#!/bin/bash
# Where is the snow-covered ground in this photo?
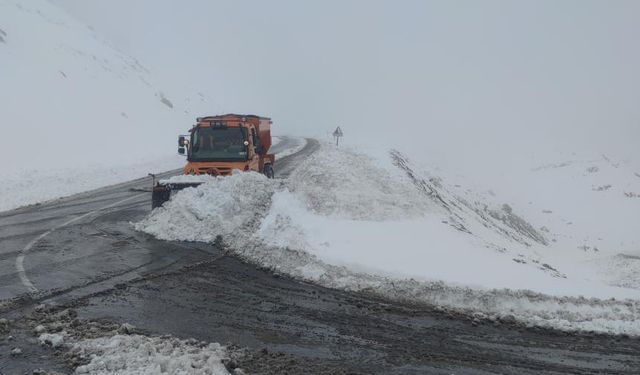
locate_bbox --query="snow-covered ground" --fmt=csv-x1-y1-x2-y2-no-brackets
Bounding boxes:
0,155,185,212
0,0,201,170
0,0,211,212
137,141,640,335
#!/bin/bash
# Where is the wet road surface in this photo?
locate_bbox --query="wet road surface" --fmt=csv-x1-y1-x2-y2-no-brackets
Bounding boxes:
2,137,640,374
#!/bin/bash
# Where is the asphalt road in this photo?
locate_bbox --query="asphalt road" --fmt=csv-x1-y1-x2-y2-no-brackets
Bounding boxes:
2,137,640,374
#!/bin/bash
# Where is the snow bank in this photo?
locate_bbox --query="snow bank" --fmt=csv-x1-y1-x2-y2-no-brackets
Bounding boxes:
136,142,640,335
72,334,229,375
136,172,279,243
285,143,429,220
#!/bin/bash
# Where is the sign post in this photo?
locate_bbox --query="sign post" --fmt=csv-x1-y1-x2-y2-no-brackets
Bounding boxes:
333,126,343,146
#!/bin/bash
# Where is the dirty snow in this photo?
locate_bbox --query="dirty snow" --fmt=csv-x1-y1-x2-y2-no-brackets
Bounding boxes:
39,332,66,348
136,141,640,335
27,306,232,375
71,334,229,375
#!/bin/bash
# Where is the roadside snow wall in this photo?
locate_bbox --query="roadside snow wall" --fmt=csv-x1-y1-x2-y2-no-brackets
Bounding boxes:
135,143,640,336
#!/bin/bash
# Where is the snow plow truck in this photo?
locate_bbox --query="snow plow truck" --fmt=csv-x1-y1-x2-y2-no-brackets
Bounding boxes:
151,114,275,208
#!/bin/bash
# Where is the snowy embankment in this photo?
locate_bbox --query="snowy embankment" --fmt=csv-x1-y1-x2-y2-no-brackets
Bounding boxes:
137,141,640,336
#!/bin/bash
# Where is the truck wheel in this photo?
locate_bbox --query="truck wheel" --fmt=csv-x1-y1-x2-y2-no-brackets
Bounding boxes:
263,164,274,179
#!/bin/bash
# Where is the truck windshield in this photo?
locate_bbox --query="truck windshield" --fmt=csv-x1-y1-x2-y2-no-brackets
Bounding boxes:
189,127,248,161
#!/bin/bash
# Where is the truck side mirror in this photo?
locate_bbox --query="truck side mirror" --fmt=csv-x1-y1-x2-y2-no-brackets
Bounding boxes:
178,147,185,155
178,136,186,147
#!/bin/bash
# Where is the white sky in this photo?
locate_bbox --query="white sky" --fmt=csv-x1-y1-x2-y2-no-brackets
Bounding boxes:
52,0,640,172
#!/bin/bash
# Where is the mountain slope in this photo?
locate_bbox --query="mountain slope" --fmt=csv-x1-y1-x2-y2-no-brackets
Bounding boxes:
0,0,209,211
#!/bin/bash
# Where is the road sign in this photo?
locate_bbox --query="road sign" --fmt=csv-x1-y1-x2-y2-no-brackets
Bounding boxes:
333,126,343,146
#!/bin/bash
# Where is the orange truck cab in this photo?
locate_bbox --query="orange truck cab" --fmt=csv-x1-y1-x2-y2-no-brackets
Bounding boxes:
151,114,275,208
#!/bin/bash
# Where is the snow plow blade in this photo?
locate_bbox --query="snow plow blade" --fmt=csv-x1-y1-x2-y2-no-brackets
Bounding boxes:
151,182,203,209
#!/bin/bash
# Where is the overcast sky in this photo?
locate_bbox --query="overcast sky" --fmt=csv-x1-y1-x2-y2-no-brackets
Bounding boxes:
52,0,640,171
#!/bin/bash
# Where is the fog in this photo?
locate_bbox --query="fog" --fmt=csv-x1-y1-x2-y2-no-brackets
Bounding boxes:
53,0,640,174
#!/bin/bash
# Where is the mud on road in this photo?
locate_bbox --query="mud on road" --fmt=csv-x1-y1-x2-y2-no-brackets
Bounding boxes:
2,138,640,374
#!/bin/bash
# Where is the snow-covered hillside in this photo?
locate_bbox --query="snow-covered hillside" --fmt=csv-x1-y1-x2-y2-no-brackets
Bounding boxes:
0,0,209,211
137,142,640,335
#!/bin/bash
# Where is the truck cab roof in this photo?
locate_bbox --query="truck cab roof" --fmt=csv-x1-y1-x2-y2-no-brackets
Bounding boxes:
196,114,271,122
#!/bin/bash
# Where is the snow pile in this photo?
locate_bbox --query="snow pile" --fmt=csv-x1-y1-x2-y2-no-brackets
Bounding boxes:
29,306,233,374
136,172,280,243
39,332,66,348
71,335,229,374
286,145,429,220
136,142,640,335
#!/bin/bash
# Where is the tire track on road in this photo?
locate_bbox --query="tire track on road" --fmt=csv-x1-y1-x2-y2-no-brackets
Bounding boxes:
15,193,145,293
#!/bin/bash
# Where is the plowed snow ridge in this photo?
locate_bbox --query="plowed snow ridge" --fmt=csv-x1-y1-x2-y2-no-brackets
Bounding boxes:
136,142,640,335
